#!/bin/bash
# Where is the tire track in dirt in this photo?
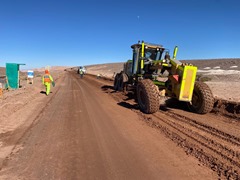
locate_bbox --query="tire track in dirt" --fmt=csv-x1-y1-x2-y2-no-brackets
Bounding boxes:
135,108,240,179
137,111,239,179
148,112,240,179
163,111,240,146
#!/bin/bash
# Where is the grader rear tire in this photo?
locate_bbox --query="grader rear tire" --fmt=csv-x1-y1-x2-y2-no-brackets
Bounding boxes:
114,73,120,91
118,72,128,91
137,79,160,114
188,81,214,114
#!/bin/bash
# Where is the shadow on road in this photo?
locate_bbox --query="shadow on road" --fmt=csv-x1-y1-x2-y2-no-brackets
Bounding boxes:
100,85,194,113
101,85,114,91
164,98,189,111
117,102,139,110
40,91,46,94
40,91,53,95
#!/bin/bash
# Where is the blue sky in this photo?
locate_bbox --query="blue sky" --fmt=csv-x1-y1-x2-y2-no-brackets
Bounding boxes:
0,0,239,69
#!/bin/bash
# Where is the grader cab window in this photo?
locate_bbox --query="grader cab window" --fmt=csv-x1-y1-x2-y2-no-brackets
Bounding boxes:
145,48,163,60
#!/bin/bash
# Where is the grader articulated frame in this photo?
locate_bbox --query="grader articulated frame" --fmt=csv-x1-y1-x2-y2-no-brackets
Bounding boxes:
114,41,214,114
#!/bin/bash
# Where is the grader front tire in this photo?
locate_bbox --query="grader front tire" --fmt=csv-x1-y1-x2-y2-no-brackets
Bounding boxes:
137,79,160,114
188,81,214,114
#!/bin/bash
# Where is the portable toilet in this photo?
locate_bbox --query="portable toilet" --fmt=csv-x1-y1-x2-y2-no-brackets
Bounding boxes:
6,63,26,89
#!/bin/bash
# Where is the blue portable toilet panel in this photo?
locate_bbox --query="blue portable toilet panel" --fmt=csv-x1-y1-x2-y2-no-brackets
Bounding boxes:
27,70,34,78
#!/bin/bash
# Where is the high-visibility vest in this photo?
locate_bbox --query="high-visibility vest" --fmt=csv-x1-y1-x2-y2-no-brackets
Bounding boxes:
44,75,51,83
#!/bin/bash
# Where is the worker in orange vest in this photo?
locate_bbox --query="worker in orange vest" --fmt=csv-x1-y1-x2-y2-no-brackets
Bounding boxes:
42,69,54,95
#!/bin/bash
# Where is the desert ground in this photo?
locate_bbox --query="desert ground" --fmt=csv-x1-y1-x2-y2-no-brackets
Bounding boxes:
0,59,239,179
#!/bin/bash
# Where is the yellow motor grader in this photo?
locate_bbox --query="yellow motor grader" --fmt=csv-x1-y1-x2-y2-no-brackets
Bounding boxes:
114,41,214,114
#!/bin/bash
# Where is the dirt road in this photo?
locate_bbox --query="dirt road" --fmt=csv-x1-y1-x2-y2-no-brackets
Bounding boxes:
0,71,219,179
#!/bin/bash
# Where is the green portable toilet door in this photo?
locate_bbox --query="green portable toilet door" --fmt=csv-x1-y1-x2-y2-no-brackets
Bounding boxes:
6,63,19,89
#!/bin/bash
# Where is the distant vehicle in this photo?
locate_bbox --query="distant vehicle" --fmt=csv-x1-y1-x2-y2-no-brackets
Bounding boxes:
78,66,86,74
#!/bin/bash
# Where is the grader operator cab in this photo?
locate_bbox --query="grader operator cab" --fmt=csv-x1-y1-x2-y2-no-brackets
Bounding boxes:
114,41,214,114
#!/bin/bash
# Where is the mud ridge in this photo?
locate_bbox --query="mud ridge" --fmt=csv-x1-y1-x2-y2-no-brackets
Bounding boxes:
213,98,240,120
